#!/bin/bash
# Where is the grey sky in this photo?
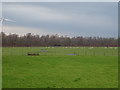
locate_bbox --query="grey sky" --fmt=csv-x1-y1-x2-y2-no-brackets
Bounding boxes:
2,2,118,37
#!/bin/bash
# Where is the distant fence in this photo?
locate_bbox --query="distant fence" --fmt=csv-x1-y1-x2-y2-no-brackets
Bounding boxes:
2,47,118,56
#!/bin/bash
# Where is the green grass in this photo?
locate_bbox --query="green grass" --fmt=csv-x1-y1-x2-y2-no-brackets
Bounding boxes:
2,47,118,88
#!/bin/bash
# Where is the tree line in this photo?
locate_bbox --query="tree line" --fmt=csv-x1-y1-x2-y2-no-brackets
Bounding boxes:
1,32,118,47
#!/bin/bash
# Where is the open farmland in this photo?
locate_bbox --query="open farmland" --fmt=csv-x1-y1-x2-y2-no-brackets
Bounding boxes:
2,47,118,88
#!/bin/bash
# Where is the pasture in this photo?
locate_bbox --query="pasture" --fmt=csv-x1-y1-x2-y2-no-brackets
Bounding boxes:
2,47,118,88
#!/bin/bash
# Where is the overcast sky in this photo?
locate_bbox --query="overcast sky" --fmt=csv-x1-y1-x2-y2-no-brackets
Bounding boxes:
2,2,118,37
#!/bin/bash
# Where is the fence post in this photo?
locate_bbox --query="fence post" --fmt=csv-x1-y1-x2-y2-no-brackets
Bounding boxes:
104,51,105,56
93,51,95,56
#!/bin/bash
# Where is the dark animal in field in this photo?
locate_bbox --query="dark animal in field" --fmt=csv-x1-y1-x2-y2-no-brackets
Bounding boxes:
27,53,39,56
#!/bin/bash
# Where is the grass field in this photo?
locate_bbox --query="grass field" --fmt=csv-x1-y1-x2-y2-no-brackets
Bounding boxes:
2,47,118,88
